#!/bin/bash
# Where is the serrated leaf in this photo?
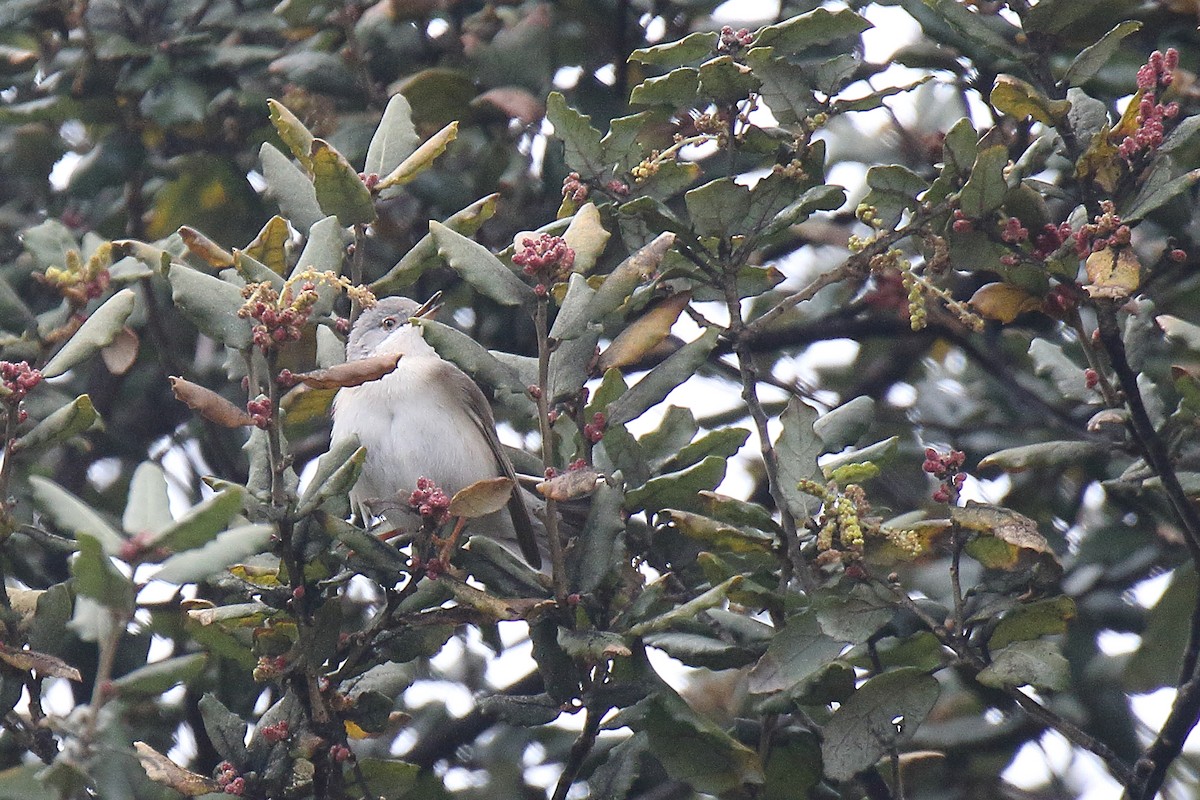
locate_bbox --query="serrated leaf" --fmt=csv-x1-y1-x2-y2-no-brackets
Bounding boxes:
372,194,499,293
377,121,458,192
629,32,717,66
955,503,1059,571
775,398,821,521
546,92,604,178
429,220,534,307
606,327,720,427
199,693,249,766
821,668,940,781
310,139,375,226
755,7,872,56
685,178,752,239
626,455,726,514
959,145,1009,218
631,68,700,107
167,265,253,349
11,395,98,454
42,289,136,378
814,396,875,452
699,56,761,103
151,489,246,552
990,596,1076,650
1123,168,1200,223
267,99,314,169
978,639,1069,690
748,613,845,694
155,524,275,584
414,318,531,407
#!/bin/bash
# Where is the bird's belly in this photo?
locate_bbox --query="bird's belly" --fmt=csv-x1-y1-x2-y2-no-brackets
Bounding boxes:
331,368,497,507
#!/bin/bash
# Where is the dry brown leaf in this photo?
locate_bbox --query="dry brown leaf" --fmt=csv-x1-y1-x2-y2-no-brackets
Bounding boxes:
536,468,602,501
169,377,255,427
597,291,692,372
135,742,219,796
178,226,235,269
968,282,1044,323
472,87,545,125
448,477,515,518
0,644,82,681
101,327,140,375
292,353,402,389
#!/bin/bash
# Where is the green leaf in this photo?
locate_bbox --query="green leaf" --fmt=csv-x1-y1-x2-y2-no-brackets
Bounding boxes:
959,145,1009,218
11,395,98,454
814,396,875,451
814,585,895,644
364,93,419,179
310,139,376,226
568,478,625,594
1126,566,1194,692
154,524,274,584
774,398,822,521
320,512,409,581
29,475,124,553
372,194,499,294
942,118,978,180
977,639,1070,690
199,693,249,766
546,92,605,178
747,613,846,694
1123,168,1200,223
297,442,365,517
697,491,781,534
821,436,899,476
644,631,758,670
259,142,323,232
922,0,1022,59
821,668,941,781
71,533,134,612
357,759,421,800
1028,339,1090,402
113,653,207,697
660,508,774,553
763,734,822,800
990,596,1076,650
629,32,717,66
667,427,750,471
699,56,761,103
414,318,532,409
626,456,726,514
755,7,872,56
1064,21,1142,87
685,178,752,239
429,220,535,307
978,441,1105,472
745,48,817,125
167,265,253,350
629,576,745,637
376,121,458,194
42,289,136,378
606,327,720,427
862,165,927,230
478,693,562,727
122,463,172,536
630,68,700,107
590,232,676,321
150,488,246,552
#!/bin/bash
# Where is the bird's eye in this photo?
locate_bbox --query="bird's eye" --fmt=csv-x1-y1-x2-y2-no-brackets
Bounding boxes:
381,317,398,331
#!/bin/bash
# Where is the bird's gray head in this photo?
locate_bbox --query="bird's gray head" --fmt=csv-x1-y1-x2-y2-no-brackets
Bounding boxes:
346,296,426,360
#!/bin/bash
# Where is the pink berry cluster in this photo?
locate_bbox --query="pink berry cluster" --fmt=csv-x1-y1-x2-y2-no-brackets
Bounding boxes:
717,25,753,53
239,280,319,352
951,209,973,234
260,720,290,743
562,172,588,204
1120,49,1180,161
922,447,966,504
1085,368,1100,390
409,476,451,527
583,411,606,443
1000,216,1028,244
215,761,245,795
247,396,273,430
513,234,576,294
0,361,41,420
1031,222,1075,261
1072,201,1129,257
253,654,289,682
330,744,352,763
1044,283,1081,317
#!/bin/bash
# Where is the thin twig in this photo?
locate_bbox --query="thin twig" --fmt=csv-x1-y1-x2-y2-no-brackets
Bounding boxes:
535,300,568,602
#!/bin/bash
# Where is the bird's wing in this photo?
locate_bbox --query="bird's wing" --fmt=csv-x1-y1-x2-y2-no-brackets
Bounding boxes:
441,363,543,569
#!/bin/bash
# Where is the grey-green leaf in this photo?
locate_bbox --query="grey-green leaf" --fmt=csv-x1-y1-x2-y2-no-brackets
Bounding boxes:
123,462,173,535
167,265,253,350
155,524,274,584
429,220,535,307
260,142,323,232
606,328,720,427
30,475,124,554
364,94,419,178
42,290,137,378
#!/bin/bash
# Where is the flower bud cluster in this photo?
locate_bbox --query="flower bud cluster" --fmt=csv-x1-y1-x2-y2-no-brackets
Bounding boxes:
239,270,374,353
253,654,288,682
1072,201,1127,257
716,25,754,53
247,396,273,430
514,234,576,292
260,721,290,743
922,447,966,503
0,361,42,410
215,761,244,795
583,411,606,443
409,476,451,527
36,244,112,307
561,172,588,204
1121,49,1180,162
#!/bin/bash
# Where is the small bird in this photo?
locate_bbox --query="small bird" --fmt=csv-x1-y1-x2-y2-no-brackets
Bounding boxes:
330,296,542,567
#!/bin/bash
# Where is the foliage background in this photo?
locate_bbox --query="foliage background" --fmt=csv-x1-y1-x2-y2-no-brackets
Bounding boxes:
2,0,1200,799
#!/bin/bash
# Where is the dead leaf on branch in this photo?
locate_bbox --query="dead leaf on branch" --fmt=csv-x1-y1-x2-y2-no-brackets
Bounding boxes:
169,377,254,428
289,353,403,389
536,468,603,501
448,477,515,518
135,742,219,796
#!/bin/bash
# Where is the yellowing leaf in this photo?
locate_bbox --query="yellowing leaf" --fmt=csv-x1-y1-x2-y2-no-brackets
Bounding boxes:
562,202,610,274
990,75,1071,125
1075,126,1121,192
1084,245,1140,299
268,99,315,170
244,216,291,275
376,121,459,191
968,282,1044,323
178,226,234,269
310,139,376,226
953,503,1059,571
597,291,692,372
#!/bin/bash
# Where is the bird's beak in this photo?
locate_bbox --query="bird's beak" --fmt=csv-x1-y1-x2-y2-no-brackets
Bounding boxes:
412,291,443,321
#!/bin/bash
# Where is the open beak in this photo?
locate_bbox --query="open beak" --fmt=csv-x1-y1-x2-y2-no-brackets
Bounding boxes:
412,291,443,321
